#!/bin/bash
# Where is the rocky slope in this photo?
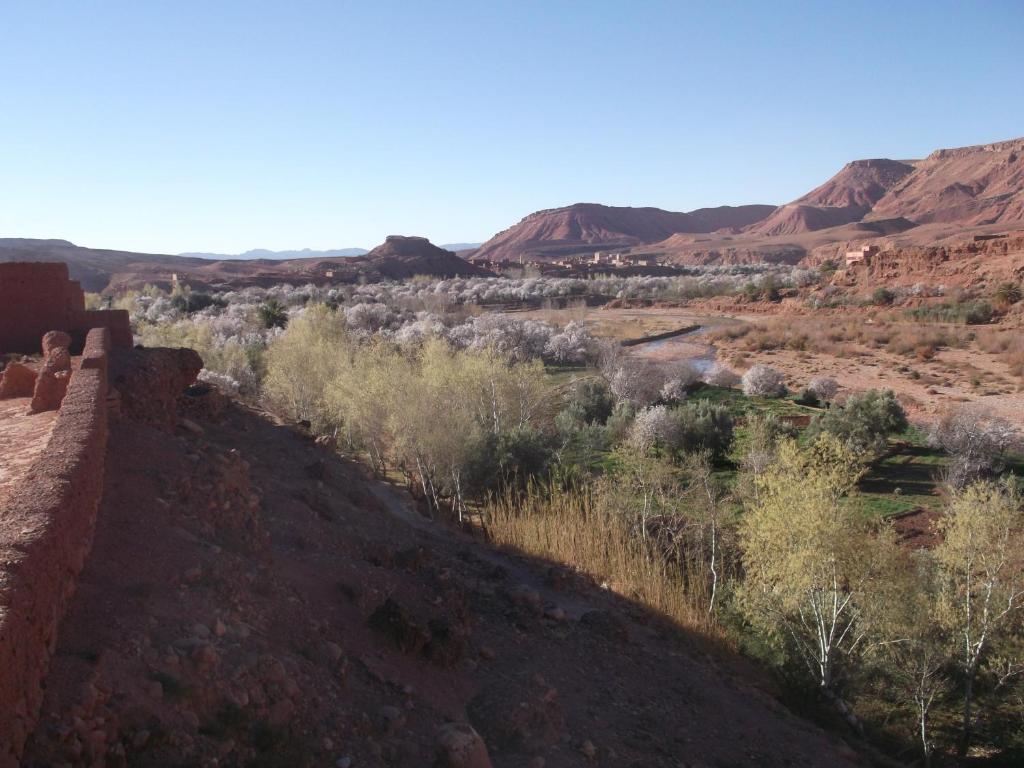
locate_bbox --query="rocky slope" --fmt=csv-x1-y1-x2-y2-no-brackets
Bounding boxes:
20,382,864,767
359,235,489,280
470,203,775,263
746,159,916,236
867,137,1024,226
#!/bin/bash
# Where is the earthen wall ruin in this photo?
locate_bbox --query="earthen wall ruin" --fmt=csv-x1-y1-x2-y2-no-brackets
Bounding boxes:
0,327,111,765
0,262,132,353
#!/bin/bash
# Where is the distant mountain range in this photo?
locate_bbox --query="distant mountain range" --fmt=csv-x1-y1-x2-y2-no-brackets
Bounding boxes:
3,136,1023,287
472,136,1024,265
180,247,369,260
178,244,483,260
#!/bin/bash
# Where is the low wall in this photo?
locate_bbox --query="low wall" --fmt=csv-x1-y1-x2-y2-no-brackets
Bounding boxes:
0,327,111,766
620,324,702,347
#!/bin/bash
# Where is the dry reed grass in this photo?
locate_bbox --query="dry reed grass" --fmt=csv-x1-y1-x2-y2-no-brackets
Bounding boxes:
484,483,726,643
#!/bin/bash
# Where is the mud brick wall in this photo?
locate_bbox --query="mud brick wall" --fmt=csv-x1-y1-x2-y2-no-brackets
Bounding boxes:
0,328,111,766
0,262,131,354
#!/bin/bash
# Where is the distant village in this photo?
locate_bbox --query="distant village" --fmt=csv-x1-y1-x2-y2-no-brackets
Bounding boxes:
469,249,676,277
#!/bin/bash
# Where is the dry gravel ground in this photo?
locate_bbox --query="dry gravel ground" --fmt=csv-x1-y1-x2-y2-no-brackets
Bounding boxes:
23,394,863,767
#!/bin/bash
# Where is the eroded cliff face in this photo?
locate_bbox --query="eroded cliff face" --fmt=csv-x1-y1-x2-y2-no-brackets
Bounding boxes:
807,233,1024,290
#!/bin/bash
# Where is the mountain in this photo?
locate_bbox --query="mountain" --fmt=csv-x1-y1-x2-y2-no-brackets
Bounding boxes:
471,202,775,263
0,236,489,293
0,238,207,292
439,242,483,252
745,159,916,236
357,235,491,280
179,247,368,260
866,137,1024,226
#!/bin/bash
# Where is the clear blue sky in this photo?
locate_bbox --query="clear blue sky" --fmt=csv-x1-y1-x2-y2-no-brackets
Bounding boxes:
2,0,1022,255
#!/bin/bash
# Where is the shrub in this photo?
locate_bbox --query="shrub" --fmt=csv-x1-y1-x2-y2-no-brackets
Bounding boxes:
806,389,908,456
872,287,896,306
171,290,225,314
466,427,554,493
670,401,734,461
994,281,1022,309
563,378,615,425
703,364,740,388
741,364,787,398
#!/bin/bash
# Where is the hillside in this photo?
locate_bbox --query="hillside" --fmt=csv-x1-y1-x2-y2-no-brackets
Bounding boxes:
471,203,775,263
867,137,1024,226
20,377,863,767
470,136,1024,268
0,236,489,293
747,159,916,236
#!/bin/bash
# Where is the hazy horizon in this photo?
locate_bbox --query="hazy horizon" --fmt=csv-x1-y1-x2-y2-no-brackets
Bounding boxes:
2,0,1022,254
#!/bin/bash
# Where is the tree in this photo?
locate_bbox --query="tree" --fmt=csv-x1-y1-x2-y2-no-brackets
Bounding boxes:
928,405,1018,489
544,320,595,364
739,435,893,696
935,479,1024,757
609,443,681,540
868,553,952,767
562,377,615,425
738,412,798,480
264,305,349,433
682,450,731,616
257,298,289,329
607,357,665,407
807,376,839,403
806,389,907,457
629,405,679,453
741,364,787,398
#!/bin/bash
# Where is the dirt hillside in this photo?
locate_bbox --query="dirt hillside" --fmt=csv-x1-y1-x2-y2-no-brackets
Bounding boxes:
22,387,863,767
470,203,775,263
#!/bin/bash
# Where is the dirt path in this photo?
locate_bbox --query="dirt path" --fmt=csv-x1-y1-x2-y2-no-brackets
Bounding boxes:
0,398,57,507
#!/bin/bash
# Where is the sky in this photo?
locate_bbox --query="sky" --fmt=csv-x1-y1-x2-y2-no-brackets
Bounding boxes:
1,0,1022,255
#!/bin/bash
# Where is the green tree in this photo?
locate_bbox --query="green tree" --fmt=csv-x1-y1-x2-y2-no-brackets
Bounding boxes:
739,435,895,697
935,479,1024,757
868,553,952,767
264,304,349,434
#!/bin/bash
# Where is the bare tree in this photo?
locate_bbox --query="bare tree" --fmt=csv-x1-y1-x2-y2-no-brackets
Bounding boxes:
741,364,787,398
928,405,1019,488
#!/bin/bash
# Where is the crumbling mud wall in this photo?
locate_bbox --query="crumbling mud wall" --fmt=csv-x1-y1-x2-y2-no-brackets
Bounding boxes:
0,262,132,354
0,328,111,766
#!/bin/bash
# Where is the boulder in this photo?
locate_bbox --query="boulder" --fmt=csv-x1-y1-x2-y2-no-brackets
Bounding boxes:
434,723,492,768
0,361,37,399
